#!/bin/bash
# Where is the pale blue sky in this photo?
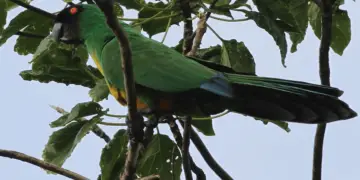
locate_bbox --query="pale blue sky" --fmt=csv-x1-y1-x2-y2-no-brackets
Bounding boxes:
1,1,359,180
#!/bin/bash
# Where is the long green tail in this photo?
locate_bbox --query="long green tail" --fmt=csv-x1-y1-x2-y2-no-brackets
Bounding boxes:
221,73,357,123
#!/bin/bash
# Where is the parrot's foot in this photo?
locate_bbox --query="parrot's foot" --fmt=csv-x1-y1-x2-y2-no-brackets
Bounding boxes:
125,112,145,142
144,115,159,128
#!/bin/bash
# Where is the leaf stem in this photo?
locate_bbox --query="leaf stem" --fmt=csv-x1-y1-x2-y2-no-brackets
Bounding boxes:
104,113,127,118
206,23,223,41
210,15,250,22
192,110,230,120
161,11,174,43
98,121,127,126
131,1,176,27
119,13,179,22
0,149,88,180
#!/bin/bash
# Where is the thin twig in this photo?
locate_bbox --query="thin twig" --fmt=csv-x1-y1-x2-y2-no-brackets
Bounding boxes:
93,1,143,180
186,14,206,56
179,0,194,54
168,117,206,180
179,121,233,180
313,0,333,180
9,0,56,19
205,0,219,20
182,116,193,180
136,174,160,180
50,105,111,143
186,0,219,56
0,149,88,180
15,31,46,39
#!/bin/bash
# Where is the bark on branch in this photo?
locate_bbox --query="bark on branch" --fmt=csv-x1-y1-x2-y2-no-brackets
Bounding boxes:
182,116,193,180
9,0,56,19
313,0,333,180
186,0,219,56
179,0,194,54
93,1,144,180
168,117,206,179
0,149,88,180
179,121,233,180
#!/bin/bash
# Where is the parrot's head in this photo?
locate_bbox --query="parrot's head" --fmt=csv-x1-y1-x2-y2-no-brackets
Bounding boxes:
50,4,108,45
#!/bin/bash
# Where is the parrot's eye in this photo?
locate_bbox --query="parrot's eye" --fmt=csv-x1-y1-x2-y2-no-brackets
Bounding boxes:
69,7,78,15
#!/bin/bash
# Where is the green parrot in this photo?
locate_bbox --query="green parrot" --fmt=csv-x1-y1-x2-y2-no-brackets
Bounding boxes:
50,4,357,124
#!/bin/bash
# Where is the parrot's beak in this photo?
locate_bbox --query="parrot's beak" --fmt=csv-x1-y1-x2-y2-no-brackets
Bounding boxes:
50,22,63,42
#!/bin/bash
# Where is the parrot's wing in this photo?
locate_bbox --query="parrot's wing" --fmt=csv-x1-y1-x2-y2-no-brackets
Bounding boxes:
100,30,218,93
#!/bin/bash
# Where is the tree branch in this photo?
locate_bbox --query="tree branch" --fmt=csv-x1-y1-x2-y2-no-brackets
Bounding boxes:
136,174,160,180
15,31,47,39
186,0,218,56
182,116,193,180
179,0,194,54
9,0,56,19
0,149,88,180
93,1,143,180
313,0,333,180
168,117,206,180
179,121,233,180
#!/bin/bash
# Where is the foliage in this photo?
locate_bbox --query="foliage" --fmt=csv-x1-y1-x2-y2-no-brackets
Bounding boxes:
0,0,353,179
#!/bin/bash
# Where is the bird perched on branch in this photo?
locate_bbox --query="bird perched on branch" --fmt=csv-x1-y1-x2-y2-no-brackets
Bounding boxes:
49,4,357,124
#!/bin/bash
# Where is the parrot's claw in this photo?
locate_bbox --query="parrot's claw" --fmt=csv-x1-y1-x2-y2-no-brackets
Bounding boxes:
144,115,159,128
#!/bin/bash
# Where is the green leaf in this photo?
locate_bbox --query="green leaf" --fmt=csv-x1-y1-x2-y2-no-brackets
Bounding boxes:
275,19,299,33
330,10,351,55
308,3,351,55
137,134,182,180
50,102,102,128
196,45,222,64
115,0,144,11
0,9,51,49
89,79,110,102
42,117,102,170
138,1,182,37
66,101,103,123
204,0,250,18
50,114,71,128
252,0,308,54
191,119,215,136
221,39,255,74
20,36,100,87
4,0,33,12
20,65,100,88
0,0,7,35
252,0,308,30
100,129,128,180
246,11,287,66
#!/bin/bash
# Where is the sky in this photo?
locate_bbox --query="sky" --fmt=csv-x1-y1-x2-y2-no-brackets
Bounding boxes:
0,1,359,180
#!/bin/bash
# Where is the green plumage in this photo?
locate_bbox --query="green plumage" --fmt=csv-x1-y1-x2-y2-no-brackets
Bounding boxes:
53,4,357,124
